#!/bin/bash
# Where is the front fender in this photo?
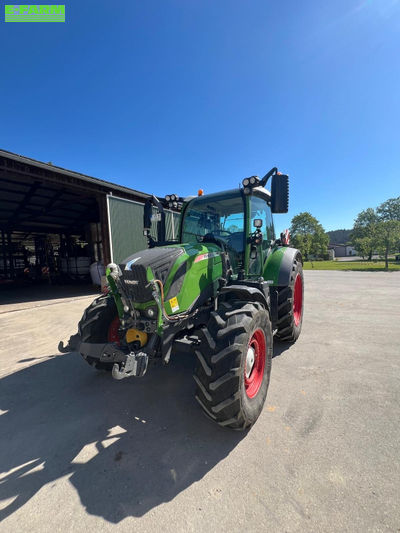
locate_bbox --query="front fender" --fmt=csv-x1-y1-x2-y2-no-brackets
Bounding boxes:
263,246,302,286
220,285,268,308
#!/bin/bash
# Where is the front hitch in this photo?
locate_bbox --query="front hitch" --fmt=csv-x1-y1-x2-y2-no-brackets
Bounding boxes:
78,341,149,379
111,352,148,379
79,333,159,379
111,333,158,378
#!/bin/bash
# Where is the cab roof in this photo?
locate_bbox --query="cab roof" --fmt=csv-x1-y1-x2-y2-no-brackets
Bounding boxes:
184,186,271,205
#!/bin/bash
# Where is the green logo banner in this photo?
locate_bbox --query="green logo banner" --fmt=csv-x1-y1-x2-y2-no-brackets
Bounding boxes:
5,5,65,22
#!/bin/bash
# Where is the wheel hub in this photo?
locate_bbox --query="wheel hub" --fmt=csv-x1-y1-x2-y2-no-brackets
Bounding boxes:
245,346,255,378
244,329,266,399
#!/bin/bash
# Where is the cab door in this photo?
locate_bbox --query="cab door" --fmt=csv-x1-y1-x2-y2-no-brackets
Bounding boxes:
247,194,275,276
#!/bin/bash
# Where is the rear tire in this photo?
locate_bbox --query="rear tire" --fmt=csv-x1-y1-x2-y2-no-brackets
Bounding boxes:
78,295,118,370
276,258,304,342
193,301,273,430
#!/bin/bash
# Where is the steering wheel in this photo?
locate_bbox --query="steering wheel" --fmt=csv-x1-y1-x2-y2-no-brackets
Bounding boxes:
202,233,237,255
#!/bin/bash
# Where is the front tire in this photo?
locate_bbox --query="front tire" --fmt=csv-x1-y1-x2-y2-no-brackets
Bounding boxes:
193,301,273,430
78,295,119,370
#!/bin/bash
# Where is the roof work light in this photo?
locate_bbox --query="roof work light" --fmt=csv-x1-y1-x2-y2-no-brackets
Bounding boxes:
165,194,181,208
242,175,260,194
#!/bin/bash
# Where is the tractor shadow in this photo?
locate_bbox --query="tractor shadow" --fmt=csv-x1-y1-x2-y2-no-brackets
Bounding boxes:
272,340,291,359
0,350,244,523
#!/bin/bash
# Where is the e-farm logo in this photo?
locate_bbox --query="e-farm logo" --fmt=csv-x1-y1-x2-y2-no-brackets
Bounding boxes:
5,5,65,22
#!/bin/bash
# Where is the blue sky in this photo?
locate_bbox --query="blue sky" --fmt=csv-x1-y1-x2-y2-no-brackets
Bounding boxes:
1,0,399,233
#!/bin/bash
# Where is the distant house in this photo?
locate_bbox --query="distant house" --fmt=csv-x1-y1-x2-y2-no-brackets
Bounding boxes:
328,244,357,257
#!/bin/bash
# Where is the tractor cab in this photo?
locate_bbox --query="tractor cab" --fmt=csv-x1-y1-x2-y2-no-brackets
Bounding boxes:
180,188,276,278
144,167,289,279
180,189,246,275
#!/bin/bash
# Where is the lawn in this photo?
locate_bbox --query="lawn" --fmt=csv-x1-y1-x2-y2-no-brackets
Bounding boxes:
303,260,400,271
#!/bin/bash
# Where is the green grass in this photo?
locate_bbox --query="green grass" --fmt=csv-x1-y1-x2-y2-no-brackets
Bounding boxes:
303,260,400,271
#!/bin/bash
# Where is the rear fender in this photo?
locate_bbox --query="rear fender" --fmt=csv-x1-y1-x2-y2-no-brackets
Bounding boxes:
263,246,302,287
263,247,302,329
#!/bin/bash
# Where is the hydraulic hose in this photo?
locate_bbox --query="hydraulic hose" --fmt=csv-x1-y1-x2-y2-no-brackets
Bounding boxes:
153,279,197,323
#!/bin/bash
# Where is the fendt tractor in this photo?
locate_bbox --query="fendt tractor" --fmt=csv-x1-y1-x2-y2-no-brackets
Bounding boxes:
60,167,304,430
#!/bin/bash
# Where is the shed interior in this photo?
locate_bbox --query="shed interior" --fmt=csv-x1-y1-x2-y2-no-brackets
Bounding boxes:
0,153,108,291
0,151,179,305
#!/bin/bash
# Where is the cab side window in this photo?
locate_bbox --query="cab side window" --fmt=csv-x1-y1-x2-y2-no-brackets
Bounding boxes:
250,196,275,249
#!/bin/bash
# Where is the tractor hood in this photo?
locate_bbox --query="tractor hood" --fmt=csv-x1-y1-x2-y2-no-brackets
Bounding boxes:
120,246,185,303
119,243,223,308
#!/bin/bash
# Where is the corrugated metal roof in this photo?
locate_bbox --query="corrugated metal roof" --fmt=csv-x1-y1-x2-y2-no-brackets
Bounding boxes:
0,148,150,200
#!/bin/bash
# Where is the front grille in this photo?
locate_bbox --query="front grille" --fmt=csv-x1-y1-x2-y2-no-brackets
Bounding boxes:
120,265,153,302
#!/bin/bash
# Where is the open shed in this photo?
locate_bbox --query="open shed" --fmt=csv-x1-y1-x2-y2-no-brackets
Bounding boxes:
0,149,178,293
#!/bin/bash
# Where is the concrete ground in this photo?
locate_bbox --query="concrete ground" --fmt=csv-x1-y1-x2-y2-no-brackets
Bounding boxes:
0,284,98,314
0,272,399,532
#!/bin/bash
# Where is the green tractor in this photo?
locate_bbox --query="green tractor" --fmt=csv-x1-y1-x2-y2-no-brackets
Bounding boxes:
59,167,304,430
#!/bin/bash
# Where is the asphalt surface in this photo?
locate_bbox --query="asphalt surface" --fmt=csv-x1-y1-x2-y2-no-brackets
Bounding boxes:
0,271,399,532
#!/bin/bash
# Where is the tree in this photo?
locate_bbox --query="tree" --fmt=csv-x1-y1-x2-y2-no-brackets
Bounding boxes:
351,208,379,260
375,197,400,269
290,212,329,260
352,236,372,260
352,198,400,268
374,220,400,270
376,196,400,221
327,229,352,245
291,233,313,261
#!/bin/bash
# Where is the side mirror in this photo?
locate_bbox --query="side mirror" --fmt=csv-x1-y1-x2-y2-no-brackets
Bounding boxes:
250,246,258,259
271,174,289,213
143,199,152,230
253,218,263,228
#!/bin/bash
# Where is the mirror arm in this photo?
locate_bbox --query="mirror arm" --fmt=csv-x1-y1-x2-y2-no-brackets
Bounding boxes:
248,229,263,246
259,167,278,187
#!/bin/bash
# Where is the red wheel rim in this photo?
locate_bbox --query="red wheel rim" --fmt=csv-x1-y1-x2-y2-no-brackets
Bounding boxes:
108,316,120,343
244,329,266,399
293,274,303,327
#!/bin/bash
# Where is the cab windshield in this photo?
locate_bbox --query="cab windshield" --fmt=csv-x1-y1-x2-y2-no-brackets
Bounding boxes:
181,190,245,271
